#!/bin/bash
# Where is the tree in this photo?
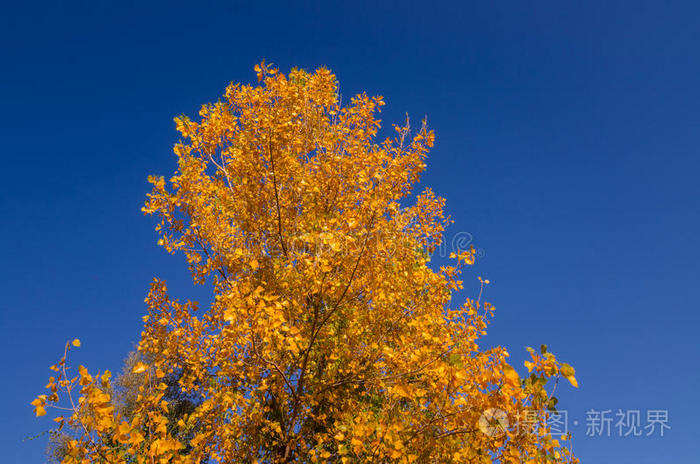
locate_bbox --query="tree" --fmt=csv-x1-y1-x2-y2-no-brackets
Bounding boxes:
45,351,201,463
34,62,578,463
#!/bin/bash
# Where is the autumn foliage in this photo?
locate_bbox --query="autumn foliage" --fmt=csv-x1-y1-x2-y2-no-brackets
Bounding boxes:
34,62,578,463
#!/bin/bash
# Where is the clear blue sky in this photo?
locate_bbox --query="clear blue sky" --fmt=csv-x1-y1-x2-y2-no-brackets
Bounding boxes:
1,1,698,462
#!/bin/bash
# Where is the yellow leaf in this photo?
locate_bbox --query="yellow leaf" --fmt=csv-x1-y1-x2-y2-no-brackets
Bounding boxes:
118,421,131,435
72,339,81,347
132,362,148,374
560,363,578,388
503,364,520,385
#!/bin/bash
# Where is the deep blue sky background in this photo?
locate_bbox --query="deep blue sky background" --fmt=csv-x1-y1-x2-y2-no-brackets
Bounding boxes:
2,1,698,462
